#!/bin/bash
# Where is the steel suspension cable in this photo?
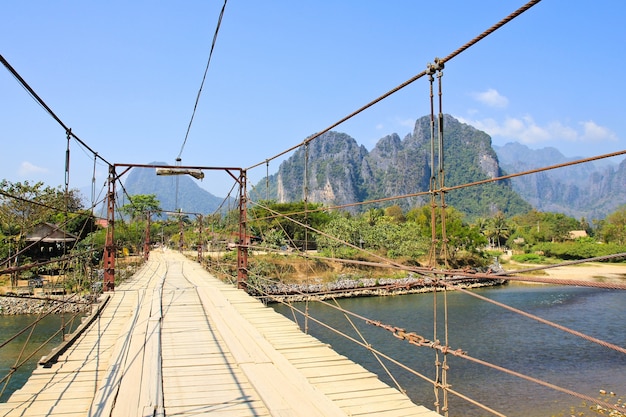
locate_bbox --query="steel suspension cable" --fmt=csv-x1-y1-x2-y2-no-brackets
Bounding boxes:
244,280,506,416
432,287,441,413
370,320,624,415
436,64,449,269
177,0,228,160
331,297,407,396
248,148,626,225
427,66,438,268
246,0,542,171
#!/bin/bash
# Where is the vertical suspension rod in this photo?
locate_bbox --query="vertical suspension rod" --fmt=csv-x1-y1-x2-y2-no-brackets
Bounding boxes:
237,170,248,290
435,58,449,268
103,165,116,291
427,64,437,268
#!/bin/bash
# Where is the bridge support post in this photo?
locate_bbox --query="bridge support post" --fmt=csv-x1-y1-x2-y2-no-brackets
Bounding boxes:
103,165,116,291
237,170,248,290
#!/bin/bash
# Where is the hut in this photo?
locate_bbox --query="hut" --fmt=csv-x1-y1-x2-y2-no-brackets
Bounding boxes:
24,222,78,261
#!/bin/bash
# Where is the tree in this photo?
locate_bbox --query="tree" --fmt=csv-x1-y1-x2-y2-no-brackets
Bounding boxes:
486,212,510,249
249,201,332,249
384,205,405,223
510,210,580,245
600,205,626,245
0,180,87,285
119,194,162,222
0,180,83,235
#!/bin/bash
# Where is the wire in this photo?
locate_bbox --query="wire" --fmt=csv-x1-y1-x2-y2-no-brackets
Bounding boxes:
0,54,111,167
246,0,543,171
177,0,228,160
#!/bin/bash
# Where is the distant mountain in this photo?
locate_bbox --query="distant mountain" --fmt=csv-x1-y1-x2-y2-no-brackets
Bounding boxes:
253,115,532,220
494,143,626,220
118,162,228,215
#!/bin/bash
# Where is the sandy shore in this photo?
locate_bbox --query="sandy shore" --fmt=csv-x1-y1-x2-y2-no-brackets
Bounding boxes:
505,262,626,284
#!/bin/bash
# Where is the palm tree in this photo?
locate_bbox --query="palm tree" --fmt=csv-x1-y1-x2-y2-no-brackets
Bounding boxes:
487,212,510,250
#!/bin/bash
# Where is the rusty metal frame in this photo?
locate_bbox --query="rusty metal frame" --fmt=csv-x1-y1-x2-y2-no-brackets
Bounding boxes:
103,163,246,291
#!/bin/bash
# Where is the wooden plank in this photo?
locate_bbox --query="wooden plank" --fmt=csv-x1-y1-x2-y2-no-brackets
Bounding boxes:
1,251,440,417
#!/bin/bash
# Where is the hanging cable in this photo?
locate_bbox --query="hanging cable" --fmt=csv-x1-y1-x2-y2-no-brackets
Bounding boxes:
442,281,450,416
303,143,310,334
432,286,441,414
91,153,98,215
435,59,449,268
177,0,228,160
265,160,270,202
246,0,543,171
427,64,437,268
62,128,72,340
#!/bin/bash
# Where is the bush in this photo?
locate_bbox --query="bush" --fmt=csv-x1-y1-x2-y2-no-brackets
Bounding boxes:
535,242,626,261
511,253,545,263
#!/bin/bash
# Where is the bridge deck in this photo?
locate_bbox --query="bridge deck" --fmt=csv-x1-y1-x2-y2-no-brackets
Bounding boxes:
0,251,438,417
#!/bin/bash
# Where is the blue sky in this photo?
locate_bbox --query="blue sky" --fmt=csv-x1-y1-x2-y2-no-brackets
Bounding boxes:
2,1,625,202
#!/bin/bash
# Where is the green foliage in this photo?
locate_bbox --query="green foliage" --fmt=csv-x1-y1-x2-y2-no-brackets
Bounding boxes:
599,204,626,245
249,201,332,249
511,253,546,263
0,180,84,235
0,180,89,272
534,241,626,261
316,204,489,263
509,210,582,247
120,194,162,221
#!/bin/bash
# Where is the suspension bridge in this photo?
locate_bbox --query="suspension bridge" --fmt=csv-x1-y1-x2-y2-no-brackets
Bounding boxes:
0,250,439,417
1,0,626,416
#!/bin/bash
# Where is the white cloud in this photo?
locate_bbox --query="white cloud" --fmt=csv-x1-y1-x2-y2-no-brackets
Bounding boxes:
471,88,509,109
18,162,48,176
580,120,618,142
457,116,618,146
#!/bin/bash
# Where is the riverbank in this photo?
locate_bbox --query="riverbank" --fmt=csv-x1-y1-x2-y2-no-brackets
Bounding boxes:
0,294,96,315
254,276,507,303
504,261,626,284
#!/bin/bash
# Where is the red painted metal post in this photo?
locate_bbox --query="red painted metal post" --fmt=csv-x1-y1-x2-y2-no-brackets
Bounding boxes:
103,165,116,291
237,170,248,290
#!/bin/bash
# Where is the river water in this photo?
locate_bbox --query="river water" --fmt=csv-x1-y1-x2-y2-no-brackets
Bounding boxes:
1,285,624,415
0,314,81,403
273,284,626,417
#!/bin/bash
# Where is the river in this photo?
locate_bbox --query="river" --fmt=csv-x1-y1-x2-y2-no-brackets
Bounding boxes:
1,285,624,415
272,284,626,417
0,314,82,403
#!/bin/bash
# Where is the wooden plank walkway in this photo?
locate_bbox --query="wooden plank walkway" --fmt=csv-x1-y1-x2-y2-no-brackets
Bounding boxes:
0,251,439,417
